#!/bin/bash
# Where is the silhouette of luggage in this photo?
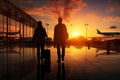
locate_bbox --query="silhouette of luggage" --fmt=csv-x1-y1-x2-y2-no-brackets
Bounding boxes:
44,49,50,59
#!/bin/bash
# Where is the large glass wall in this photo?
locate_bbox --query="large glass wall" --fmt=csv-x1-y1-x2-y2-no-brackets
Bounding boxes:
0,0,37,40
0,14,3,36
0,15,35,38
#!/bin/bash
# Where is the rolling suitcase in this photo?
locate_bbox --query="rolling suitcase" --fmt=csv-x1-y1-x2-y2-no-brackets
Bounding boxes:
44,23,51,60
44,49,50,59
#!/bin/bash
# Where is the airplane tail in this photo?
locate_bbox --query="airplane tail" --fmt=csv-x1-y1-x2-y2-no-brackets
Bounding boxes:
97,29,101,34
14,30,21,34
18,30,21,33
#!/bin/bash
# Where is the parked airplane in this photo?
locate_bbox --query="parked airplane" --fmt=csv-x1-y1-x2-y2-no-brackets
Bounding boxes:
97,29,120,36
0,30,21,35
96,51,120,57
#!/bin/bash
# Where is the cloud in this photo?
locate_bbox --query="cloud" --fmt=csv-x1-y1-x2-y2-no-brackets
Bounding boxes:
24,6,49,16
19,0,33,3
48,0,87,21
109,26,118,29
85,13,100,21
103,16,120,22
10,0,88,22
19,0,87,22
106,0,120,12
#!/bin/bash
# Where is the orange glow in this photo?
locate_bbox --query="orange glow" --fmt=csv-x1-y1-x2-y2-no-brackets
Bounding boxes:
72,31,81,37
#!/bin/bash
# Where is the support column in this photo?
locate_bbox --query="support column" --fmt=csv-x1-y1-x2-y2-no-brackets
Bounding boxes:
6,15,8,42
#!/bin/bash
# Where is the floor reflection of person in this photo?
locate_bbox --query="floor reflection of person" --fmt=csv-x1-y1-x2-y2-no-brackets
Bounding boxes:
106,41,110,55
57,62,66,80
36,56,40,80
54,18,68,62
36,55,51,80
36,56,45,80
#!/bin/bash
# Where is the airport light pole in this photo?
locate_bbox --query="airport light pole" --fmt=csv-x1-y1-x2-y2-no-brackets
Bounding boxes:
71,24,73,38
46,23,49,37
85,23,88,39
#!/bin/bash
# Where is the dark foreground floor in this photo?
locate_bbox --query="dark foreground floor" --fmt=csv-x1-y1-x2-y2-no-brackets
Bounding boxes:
0,45,120,80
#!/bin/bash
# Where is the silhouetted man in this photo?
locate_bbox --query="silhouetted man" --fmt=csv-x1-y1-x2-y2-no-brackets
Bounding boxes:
33,21,47,60
54,18,68,62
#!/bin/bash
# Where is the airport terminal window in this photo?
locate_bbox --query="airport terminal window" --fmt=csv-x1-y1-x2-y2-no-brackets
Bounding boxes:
0,14,2,22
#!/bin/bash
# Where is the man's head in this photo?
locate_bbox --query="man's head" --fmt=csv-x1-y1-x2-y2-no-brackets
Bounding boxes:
58,17,62,23
37,21,42,25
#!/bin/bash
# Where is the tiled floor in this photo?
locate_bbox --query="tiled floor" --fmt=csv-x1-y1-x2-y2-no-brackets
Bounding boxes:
0,46,120,80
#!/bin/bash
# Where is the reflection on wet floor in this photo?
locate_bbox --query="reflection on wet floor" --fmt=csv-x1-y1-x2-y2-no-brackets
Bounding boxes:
36,49,51,80
0,46,36,80
57,62,65,80
0,45,120,80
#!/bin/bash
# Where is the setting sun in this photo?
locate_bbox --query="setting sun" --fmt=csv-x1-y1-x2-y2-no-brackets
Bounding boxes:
72,31,81,37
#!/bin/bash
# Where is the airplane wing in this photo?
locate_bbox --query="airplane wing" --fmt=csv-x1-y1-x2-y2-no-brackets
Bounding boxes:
7,30,21,35
0,32,5,34
0,30,21,35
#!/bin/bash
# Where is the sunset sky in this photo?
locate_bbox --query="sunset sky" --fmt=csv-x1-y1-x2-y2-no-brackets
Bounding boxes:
10,0,120,39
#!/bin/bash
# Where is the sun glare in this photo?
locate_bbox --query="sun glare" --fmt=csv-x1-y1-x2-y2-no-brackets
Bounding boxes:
72,31,80,37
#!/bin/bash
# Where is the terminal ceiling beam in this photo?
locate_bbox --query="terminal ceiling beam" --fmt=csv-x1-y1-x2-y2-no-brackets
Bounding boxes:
0,0,37,28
